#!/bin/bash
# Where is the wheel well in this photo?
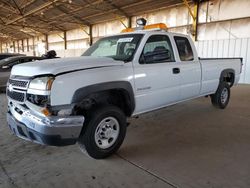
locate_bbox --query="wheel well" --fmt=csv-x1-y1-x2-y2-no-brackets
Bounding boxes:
220,70,235,87
74,89,134,117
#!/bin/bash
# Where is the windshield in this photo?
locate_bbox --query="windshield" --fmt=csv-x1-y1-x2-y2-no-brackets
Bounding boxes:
82,34,143,62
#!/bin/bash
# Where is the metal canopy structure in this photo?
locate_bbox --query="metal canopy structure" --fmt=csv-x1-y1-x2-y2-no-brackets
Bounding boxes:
0,0,197,42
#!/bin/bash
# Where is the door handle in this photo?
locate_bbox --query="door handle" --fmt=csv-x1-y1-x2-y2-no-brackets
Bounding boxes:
172,68,180,74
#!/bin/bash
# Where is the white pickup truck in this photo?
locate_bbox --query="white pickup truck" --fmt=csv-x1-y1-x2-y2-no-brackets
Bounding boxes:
6,20,242,159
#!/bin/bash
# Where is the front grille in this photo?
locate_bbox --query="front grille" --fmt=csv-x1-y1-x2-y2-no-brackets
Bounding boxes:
7,90,25,102
9,79,29,88
7,77,30,103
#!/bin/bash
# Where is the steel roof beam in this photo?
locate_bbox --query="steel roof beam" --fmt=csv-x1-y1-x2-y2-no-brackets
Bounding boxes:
0,3,18,14
45,0,142,25
12,0,23,15
0,20,34,38
6,0,60,25
43,0,184,29
44,0,104,21
9,23,53,31
0,1,19,14
33,16,66,32
0,32,13,38
0,30,18,39
54,5,91,26
20,0,36,10
79,0,181,20
103,0,130,17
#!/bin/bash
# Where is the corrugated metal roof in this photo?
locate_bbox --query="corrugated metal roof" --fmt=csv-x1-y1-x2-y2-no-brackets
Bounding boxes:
0,0,194,41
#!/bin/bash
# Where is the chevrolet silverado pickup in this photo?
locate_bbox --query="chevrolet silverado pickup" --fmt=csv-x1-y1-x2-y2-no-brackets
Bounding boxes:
6,20,242,159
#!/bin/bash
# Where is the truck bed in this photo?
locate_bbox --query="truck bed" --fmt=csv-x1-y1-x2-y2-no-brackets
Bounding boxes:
199,57,242,95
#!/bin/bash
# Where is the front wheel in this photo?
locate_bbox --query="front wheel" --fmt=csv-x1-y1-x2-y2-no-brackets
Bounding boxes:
210,82,230,109
78,105,127,159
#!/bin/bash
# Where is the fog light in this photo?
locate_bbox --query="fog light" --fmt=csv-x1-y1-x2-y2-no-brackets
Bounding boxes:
58,109,72,116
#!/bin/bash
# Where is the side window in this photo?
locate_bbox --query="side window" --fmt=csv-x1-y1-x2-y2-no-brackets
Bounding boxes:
20,58,31,63
174,36,194,61
140,35,174,64
19,58,25,63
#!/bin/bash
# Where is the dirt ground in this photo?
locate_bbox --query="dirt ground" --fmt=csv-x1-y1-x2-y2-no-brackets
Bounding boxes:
1,85,250,188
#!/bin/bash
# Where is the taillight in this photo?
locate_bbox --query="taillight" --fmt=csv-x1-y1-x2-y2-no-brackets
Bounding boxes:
240,58,243,73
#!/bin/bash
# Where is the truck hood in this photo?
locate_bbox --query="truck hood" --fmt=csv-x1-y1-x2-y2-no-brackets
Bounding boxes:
11,56,124,77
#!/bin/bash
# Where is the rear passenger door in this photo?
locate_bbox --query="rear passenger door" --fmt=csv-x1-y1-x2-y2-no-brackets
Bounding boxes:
174,36,201,100
133,34,181,114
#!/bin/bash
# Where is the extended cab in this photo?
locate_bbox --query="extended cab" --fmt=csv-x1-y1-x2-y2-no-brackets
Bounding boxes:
6,20,242,159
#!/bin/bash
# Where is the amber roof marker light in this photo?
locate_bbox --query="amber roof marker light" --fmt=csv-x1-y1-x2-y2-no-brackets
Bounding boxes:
121,18,168,33
144,23,168,30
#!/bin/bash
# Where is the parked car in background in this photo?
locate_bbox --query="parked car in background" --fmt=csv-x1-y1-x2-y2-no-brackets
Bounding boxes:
0,53,25,60
0,56,43,91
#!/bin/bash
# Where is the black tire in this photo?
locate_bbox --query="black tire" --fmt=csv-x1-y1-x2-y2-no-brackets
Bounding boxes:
78,105,127,159
210,82,230,109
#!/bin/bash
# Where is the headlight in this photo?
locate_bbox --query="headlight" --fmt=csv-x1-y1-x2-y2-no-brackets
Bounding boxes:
29,76,54,90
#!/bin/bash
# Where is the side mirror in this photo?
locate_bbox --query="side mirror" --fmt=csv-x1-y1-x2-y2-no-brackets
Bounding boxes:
139,54,146,64
2,65,10,69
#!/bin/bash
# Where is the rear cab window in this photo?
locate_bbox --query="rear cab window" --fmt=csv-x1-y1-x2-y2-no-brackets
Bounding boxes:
174,36,194,61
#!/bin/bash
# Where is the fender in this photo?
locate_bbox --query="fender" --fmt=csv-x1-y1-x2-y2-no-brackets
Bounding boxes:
71,81,135,114
220,69,235,86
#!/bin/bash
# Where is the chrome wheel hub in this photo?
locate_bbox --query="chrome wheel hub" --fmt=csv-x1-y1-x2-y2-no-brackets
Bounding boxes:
221,88,228,104
95,117,120,149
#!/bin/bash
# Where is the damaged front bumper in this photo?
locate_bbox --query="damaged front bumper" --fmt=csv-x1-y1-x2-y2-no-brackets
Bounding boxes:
7,101,85,146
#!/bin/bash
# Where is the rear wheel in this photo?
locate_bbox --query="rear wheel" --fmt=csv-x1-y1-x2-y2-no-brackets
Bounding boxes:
78,105,127,159
210,82,230,109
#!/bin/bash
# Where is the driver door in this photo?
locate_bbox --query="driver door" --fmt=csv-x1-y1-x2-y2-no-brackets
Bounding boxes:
133,34,181,114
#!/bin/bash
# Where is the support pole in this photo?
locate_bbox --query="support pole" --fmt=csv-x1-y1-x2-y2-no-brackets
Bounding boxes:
45,34,48,51
63,31,67,50
0,42,2,53
89,25,93,46
17,41,20,53
193,0,199,41
128,17,132,28
27,38,29,52
21,39,24,52
13,41,16,53
183,0,199,41
32,37,35,56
